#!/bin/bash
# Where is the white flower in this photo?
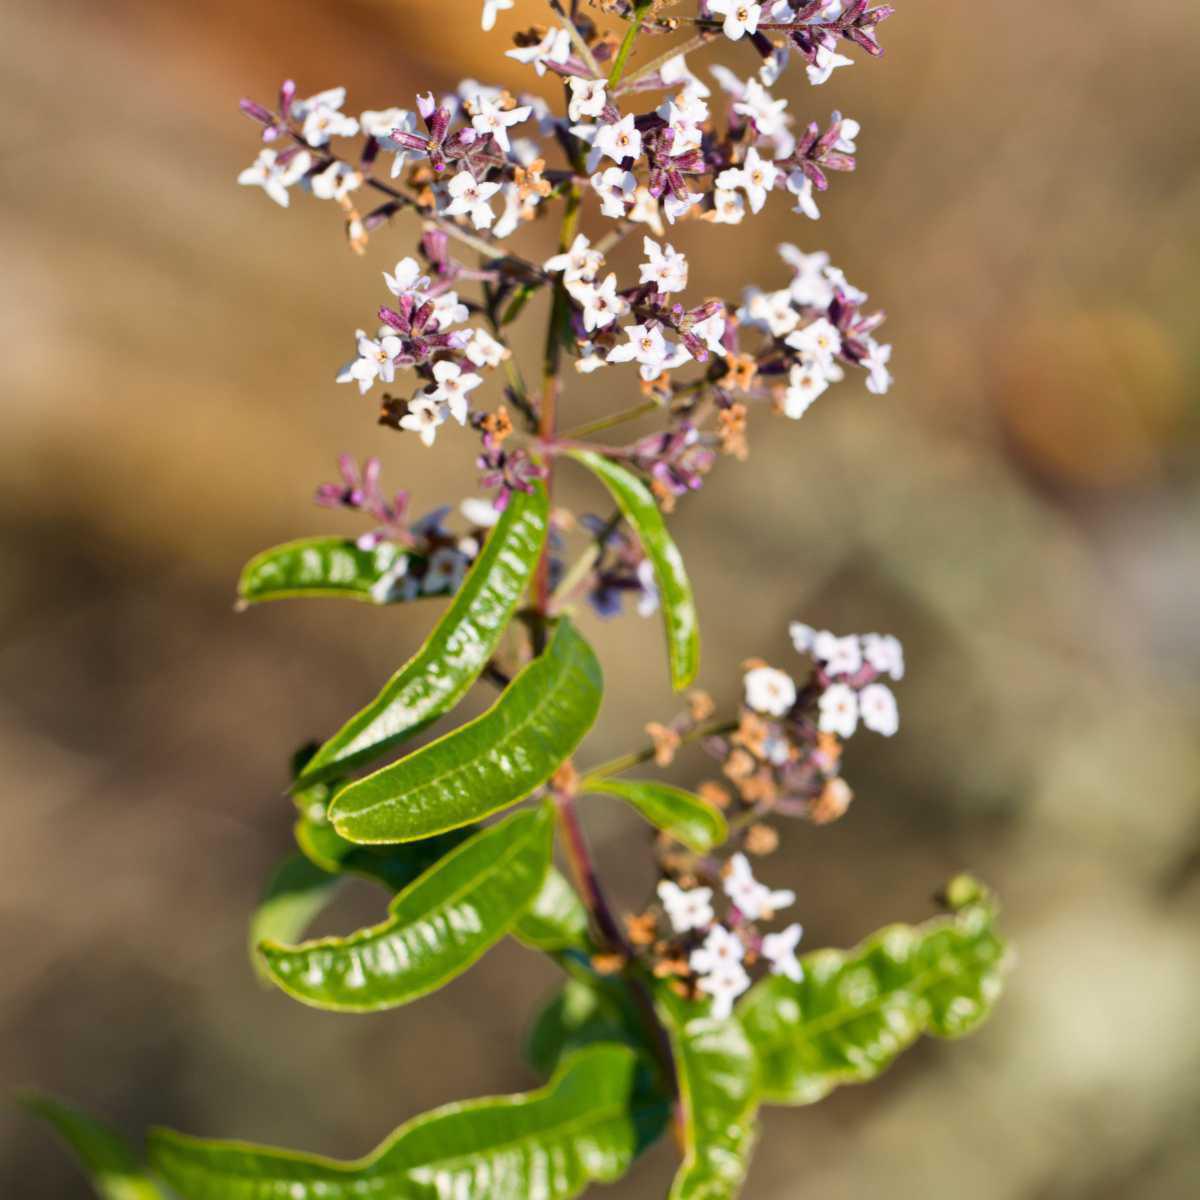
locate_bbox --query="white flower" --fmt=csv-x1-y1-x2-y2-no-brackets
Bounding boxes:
818,682,859,738
431,291,470,329
862,633,904,680
697,962,752,1019
640,237,689,294
384,257,431,298
544,233,604,284
505,27,571,75
568,77,608,122
338,330,401,395
690,925,745,975
398,397,447,447
733,80,789,140
443,170,502,229
724,854,796,920
789,622,817,653
833,114,861,153
658,97,708,154
785,317,841,371
463,328,509,370
658,880,714,932
707,0,762,41
762,923,804,982
710,188,746,225
778,245,834,308
295,86,359,147
659,53,711,98
595,114,643,165
470,95,532,154
575,346,606,373
814,631,862,674
460,496,501,528
862,339,893,395
743,666,796,716
359,108,420,178
739,287,798,337
309,161,362,201
859,682,899,737
781,361,829,418
480,0,513,30
629,186,665,235
787,171,821,220
590,167,637,219
663,190,702,224
426,361,481,425
237,148,312,208
423,546,469,595
717,146,778,214
807,44,855,86
574,273,626,331
691,312,728,356
606,323,691,381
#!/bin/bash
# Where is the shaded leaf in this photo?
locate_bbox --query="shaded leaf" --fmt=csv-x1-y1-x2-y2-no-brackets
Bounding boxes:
296,482,549,787
526,977,643,1078
22,1095,166,1200
656,987,759,1200
567,450,698,691
582,777,727,854
736,882,1008,1106
238,538,425,606
259,807,552,1012
512,868,591,952
149,1045,648,1200
329,619,602,844
248,855,343,984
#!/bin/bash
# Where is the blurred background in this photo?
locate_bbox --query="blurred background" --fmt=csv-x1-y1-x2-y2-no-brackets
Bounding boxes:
3,0,1199,1195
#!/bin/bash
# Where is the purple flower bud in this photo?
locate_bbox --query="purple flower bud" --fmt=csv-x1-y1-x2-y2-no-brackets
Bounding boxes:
416,91,437,120
279,79,296,120
239,98,275,126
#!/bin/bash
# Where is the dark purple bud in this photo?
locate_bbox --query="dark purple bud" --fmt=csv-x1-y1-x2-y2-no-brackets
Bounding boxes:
361,137,380,167
379,306,406,331
239,98,275,125
427,106,452,143
279,79,296,120
391,130,430,152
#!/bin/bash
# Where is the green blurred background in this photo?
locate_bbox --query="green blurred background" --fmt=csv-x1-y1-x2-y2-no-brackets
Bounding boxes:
3,0,1199,1195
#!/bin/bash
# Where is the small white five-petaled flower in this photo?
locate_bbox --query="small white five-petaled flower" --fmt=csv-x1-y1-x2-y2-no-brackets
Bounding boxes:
237,148,311,208
743,666,797,717
443,170,502,229
658,880,715,933
762,923,804,982
724,854,796,921
707,0,762,41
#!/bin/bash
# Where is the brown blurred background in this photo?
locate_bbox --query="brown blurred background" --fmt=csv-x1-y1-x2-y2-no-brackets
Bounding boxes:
3,0,1199,1195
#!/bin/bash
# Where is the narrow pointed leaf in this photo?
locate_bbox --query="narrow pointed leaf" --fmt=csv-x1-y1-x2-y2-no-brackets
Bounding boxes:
583,777,727,853
238,538,428,606
22,1095,166,1200
329,619,603,844
248,855,343,984
526,978,644,1078
512,868,591,952
148,1045,648,1200
567,450,699,691
296,482,549,787
655,987,759,1200
259,806,552,1012
736,882,1009,1106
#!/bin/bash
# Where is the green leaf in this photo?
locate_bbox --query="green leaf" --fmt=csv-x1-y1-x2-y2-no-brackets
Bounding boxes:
736,883,1009,1106
582,777,727,854
248,855,343,984
296,483,549,787
329,618,603,844
526,978,643,1078
22,1095,166,1200
656,988,759,1200
259,806,552,1012
238,537,425,606
512,868,591,952
148,1045,648,1200
567,450,699,691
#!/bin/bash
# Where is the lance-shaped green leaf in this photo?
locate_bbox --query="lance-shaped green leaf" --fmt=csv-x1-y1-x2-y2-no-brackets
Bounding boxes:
329,619,602,844
148,1045,648,1200
259,806,552,1012
296,483,549,787
526,977,646,1078
656,987,759,1200
567,450,698,691
512,868,591,952
248,854,344,984
736,880,1009,1106
238,538,427,606
582,777,727,854
22,1094,166,1200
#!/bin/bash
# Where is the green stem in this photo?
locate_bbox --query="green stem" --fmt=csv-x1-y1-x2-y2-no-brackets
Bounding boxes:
607,0,654,89
581,717,739,784
558,397,661,441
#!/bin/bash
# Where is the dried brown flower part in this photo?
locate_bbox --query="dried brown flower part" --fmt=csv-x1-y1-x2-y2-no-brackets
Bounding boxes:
650,476,677,513
745,823,780,856
687,689,716,721
482,404,514,443
738,768,777,807
590,952,626,975
646,721,681,767
698,780,732,810
740,657,769,672
551,759,578,796
652,956,690,980
813,730,843,772
810,776,853,824
733,711,770,758
639,372,674,404
514,157,552,202
625,912,658,946
721,353,758,393
718,402,749,460
341,198,367,255
724,747,757,782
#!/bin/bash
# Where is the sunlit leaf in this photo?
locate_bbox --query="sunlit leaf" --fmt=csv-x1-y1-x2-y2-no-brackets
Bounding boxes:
22,1095,166,1200
512,868,591,952
736,881,1009,1106
329,619,602,844
582,777,727,854
238,538,428,606
656,987,759,1200
567,450,699,691
296,482,549,787
248,855,343,984
259,806,552,1012
149,1045,651,1200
